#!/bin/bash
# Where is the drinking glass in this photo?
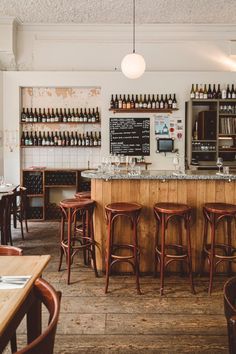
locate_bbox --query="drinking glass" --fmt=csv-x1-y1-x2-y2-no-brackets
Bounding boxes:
216,157,223,174
173,156,179,173
129,157,136,173
114,155,120,172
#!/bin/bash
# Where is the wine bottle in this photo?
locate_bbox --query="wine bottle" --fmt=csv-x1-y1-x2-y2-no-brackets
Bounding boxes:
135,95,139,109
190,84,195,99
95,107,100,122
21,108,26,122
55,108,59,122
98,131,101,146
42,108,47,123
199,84,204,99
227,84,231,99
172,94,177,109
33,131,38,146
38,131,42,146
33,108,38,123
143,94,147,109
115,94,119,109
139,94,143,108
29,108,34,123
122,95,127,109
83,108,88,122
212,84,217,99
203,84,208,99
164,94,168,109
126,94,131,109
47,108,51,123
130,94,135,109
232,84,236,99
21,131,25,145
25,108,30,123
168,94,173,109
156,94,160,109
159,95,164,109
79,108,84,122
118,95,122,109
217,84,221,99
151,94,156,109
110,94,114,109
195,84,199,99
221,85,227,99
147,94,152,109
63,108,68,123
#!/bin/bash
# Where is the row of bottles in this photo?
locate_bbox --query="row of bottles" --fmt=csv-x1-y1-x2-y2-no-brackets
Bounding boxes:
219,103,236,114
110,94,178,110
192,141,216,151
21,131,101,147
21,107,100,123
190,84,236,100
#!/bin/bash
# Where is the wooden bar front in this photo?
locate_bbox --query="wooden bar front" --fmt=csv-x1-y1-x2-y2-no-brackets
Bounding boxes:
91,178,236,274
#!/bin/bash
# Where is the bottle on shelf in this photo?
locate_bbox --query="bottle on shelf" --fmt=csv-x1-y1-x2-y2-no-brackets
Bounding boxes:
221,85,227,99
67,108,72,122
83,108,88,122
122,95,127,109
95,107,100,122
168,94,173,109
195,84,199,99
51,108,55,123
159,94,164,109
135,95,139,109
126,94,131,109
199,84,204,99
29,108,34,123
21,108,27,122
143,94,147,109
130,94,135,109
164,94,168,109
46,108,51,123
151,94,156,109
190,84,195,99
139,94,143,108
110,94,114,109
115,94,119,109
147,94,152,109
33,108,38,123
203,84,208,99
42,108,47,123
118,95,122,109
227,84,231,99
232,84,236,99
172,94,177,109
156,94,160,109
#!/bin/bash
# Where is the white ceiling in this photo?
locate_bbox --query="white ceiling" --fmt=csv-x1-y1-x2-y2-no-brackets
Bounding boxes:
0,0,236,24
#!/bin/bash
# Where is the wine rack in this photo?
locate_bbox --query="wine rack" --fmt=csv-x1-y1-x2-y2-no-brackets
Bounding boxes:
45,171,76,186
22,169,91,221
23,171,43,195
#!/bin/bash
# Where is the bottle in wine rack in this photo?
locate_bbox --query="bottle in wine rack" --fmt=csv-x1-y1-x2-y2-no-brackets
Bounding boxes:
221,85,227,99
71,108,76,122
143,94,147,109
83,108,88,122
212,84,217,99
67,108,72,122
147,94,152,109
21,131,25,145
33,131,38,146
58,132,62,146
63,108,67,123
29,108,34,123
82,133,85,146
217,84,221,99
98,131,101,146
164,94,168,109
33,108,38,122
118,95,122,109
227,84,231,99
130,94,135,109
203,84,208,99
135,95,139,109
38,131,42,146
156,94,160,109
78,133,82,146
79,108,84,122
151,94,156,109
159,94,164,109
126,94,131,109
232,84,236,99
139,94,143,108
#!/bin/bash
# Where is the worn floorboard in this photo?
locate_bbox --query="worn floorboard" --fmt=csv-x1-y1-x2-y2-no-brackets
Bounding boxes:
4,221,230,353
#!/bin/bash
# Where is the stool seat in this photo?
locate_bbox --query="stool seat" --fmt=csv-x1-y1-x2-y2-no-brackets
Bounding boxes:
204,203,236,214
60,198,94,209
105,202,142,213
154,202,191,214
75,191,91,199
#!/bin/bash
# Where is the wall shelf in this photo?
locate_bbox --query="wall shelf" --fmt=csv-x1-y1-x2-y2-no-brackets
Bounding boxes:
20,145,101,148
20,121,100,124
109,108,178,114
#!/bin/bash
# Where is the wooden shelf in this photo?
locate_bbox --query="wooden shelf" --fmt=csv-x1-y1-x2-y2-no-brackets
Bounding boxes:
109,108,178,114
20,121,100,124
219,134,236,137
27,194,44,197
219,114,236,117
219,148,236,152
45,185,76,188
21,145,101,148
192,150,216,153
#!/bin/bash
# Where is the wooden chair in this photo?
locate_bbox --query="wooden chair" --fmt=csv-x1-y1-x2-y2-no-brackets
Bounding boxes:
12,187,29,240
0,245,23,352
0,193,14,245
0,245,23,255
224,277,236,354
14,278,61,354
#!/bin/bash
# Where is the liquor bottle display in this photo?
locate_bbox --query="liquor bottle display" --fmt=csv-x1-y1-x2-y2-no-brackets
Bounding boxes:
21,130,101,147
21,107,100,123
190,83,236,100
109,93,178,110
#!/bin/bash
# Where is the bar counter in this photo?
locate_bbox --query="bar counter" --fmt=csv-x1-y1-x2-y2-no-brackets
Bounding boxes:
82,170,236,273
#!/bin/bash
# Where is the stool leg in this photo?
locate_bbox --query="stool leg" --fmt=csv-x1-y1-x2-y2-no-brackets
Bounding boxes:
227,217,232,276
178,216,184,277
67,208,72,285
154,216,159,278
200,210,208,277
208,214,216,295
185,213,195,294
160,213,166,296
133,214,141,295
88,207,98,277
58,213,65,272
105,213,112,293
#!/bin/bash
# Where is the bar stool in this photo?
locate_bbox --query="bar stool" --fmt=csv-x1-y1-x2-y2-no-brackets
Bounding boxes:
75,191,91,199
58,198,98,284
105,202,142,294
153,202,195,295
201,202,236,294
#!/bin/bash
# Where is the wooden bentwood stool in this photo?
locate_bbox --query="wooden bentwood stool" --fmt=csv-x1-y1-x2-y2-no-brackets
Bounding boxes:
201,203,236,294
58,198,98,284
154,203,195,295
105,202,142,294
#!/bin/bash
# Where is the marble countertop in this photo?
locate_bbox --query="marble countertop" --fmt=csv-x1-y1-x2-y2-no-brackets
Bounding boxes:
81,170,236,181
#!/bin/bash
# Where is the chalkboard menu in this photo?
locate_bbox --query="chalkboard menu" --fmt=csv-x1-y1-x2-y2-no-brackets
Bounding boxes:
110,117,150,156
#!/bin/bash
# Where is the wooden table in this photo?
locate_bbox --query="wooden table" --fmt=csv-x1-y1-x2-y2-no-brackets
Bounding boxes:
0,255,51,352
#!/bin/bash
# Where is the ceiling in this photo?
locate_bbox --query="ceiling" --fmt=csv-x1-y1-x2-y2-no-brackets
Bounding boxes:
0,0,235,24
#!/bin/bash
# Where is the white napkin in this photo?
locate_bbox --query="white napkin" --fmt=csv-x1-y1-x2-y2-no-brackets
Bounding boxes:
0,276,31,289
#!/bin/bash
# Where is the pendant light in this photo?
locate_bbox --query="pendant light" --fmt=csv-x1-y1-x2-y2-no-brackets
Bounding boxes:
121,0,146,79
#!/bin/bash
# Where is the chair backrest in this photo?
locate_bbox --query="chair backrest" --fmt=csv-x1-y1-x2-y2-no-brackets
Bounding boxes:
224,277,236,354
0,245,23,255
16,278,61,354
1,193,14,244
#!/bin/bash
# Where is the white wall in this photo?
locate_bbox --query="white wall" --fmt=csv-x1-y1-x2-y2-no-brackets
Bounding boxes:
0,71,3,174
3,70,236,185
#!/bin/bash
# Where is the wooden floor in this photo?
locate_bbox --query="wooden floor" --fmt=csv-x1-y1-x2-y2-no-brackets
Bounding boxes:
5,222,230,353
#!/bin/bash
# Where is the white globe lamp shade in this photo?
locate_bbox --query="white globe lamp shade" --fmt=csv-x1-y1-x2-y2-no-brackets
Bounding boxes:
121,53,146,79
